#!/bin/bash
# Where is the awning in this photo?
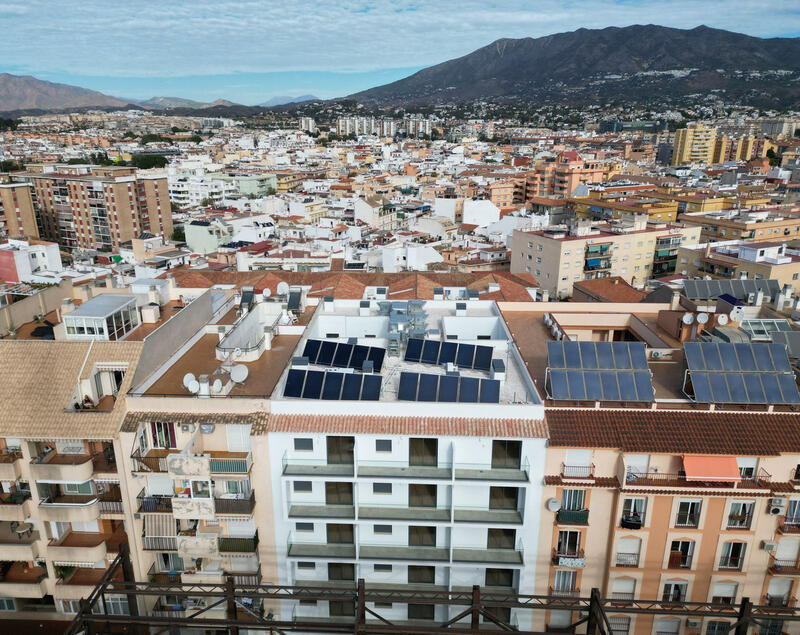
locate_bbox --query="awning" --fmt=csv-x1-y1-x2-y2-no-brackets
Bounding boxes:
682,455,741,482
586,258,601,266
144,513,176,537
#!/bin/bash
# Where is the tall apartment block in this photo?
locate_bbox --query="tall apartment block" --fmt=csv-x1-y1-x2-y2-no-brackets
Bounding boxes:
0,183,39,240
13,165,171,251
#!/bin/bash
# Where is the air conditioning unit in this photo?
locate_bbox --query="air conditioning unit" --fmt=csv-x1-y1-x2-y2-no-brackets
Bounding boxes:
762,540,777,552
769,497,788,515
181,424,193,432
651,350,665,359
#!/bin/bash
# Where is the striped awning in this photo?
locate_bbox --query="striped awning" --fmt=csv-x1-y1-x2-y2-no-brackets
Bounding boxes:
53,560,100,567
144,513,176,537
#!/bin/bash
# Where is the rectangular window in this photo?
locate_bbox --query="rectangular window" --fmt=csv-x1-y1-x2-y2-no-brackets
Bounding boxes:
373,483,392,495
553,570,576,592
295,522,314,532
374,525,392,534
562,489,585,511
374,564,392,573
299,600,317,606
375,439,392,452
293,481,312,493
556,530,581,556
0,598,15,611
297,562,315,570
294,438,313,451
375,602,393,609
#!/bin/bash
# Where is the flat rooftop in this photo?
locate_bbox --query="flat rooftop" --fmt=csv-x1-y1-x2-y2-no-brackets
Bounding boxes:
68,294,135,318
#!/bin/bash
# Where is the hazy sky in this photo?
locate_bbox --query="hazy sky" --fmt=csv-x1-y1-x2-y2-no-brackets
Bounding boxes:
2,0,799,104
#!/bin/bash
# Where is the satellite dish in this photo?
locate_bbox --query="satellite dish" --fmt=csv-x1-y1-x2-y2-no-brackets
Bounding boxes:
277,281,289,296
682,313,695,325
182,373,197,389
696,312,709,325
230,365,249,383
717,313,729,326
730,307,745,322
262,288,271,299
187,379,200,394
211,379,223,394
546,498,562,513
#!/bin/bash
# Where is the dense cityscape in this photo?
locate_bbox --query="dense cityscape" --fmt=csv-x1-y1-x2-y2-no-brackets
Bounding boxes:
2,8,800,635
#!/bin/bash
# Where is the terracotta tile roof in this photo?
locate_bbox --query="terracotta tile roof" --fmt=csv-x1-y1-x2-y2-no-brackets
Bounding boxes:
573,277,648,303
121,412,268,433
254,415,547,437
0,340,143,439
546,409,800,455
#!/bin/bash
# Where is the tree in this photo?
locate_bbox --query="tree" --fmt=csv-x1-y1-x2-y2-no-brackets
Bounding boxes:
199,197,214,207
190,134,203,144
140,133,168,144
795,128,800,138
0,160,24,172
171,226,185,242
122,131,136,139
0,118,20,132
129,155,168,169
766,148,780,167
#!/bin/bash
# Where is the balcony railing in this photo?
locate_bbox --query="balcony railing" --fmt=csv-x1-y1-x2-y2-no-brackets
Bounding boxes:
552,548,584,565
616,552,640,567
726,514,753,530
98,485,123,514
556,509,589,525
219,532,258,553
231,571,262,586
718,555,744,570
142,536,178,551
674,512,700,528
763,595,795,608
610,592,635,602
549,587,580,598
136,489,173,513
210,453,252,474
130,449,167,473
0,491,31,506
625,468,770,489
561,464,594,479
214,491,255,515
779,518,800,534
147,564,181,583
620,512,645,529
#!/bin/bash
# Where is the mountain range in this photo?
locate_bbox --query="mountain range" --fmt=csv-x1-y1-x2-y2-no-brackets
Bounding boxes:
350,25,800,107
2,25,800,114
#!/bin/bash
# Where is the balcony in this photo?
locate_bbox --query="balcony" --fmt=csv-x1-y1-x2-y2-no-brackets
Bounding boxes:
283,455,354,478
177,530,220,559
549,587,580,599
452,546,524,566
136,489,173,513
142,536,178,551
38,495,99,522
762,595,795,610
215,491,256,515
584,258,612,273
0,562,47,598
359,505,450,523
674,512,700,528
147,564,181,583
219,532,259,553
726,514,753,530
616,552,640,567
552,548,585,567
624,469,771,490
56,566,123,600
209,452,252,475
289,502,355,520
30,452,94,482
360,544,450,562
356,460,449,480
778,518,800,534
0,522,40,560
453,461,530,483
48,531,108,562
718,555,744,571
453,507,523,525
288,541,356,559
560,464,594,480
130,448,168,473
556,509,589,525
0,491,32,522
99,485,123,515
620,512,645,529
769,556,800,575
0,450,23,481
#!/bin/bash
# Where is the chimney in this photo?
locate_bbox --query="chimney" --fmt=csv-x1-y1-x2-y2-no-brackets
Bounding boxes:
755,289,764,307
198,374,211,398
671,291,681,311
323,295,334,312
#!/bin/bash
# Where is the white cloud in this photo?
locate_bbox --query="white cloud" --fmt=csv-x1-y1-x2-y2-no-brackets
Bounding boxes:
1,0,798,78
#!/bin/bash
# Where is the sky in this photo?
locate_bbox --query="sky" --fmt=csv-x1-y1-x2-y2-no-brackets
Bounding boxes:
1,0,800,105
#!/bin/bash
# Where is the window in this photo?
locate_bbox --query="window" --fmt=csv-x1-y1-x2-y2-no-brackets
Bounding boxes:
299,600,317,606
621,497,646,527
727,501,754,529
486,568,514,587
329,600,354,616
374,564,392,573
556,530,581,556
294,438,313,451
408,604,435,620
0,598,14,611
712,582,738,605
297,562,315,570
295,522,314,532
150,421,176,449
374,525,392,534
376,439,392,452
408,565,435,584
662,581,687,603
103,596,130,615
561,489,585,511
552,570,576,593
668,540,694,568
373,483,392,495
608,616,630,635
706,622,731,635
293,481,312,493
676,500,701,527
375,602,393,609
720,542,746,570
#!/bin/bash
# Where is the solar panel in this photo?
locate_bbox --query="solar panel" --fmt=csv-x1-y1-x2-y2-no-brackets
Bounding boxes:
316,341,337,366
284,369,305,398
682,278,781,301
321,372,344,400
361,375,382,401
456,344,475,368
459,376,480,402
367,347,386,372
418,374,439,401
473,346,493,372
349,345,369,370
438,375,459,402
439,341,458,365
302,370,324,399
333,343,353,368
398,372,419,401
404,338,423,363
546,340,654,402
421,340,441,364
479,379,501,403
684,341,800,404
341,374,363,400
302,339,321,364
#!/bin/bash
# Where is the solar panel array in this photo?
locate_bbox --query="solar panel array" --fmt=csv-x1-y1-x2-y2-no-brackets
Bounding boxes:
302,339,385,372
283,369,382,401
403,338,494,372
397,371,500,403
682,278,780,301
684,342,800,404
546,341,654,402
